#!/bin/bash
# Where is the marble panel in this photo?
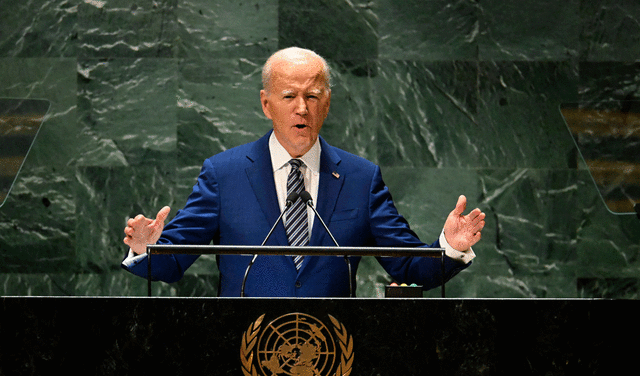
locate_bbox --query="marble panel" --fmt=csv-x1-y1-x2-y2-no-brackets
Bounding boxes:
579,0,640,61
575,185,640,280
472,168,585,298
176,0,278,58
77,0,179,58
382,167,482,298
478,0,581,61
278,0,378,61
176,57,269,170
577,277,640,299
0,0,78,57
0,272,179,296
73,164,178,273
578,62,640,105
76,58,178,166
377,0,479,61
476,61,579,168
374,60,480,167
0,165,76,274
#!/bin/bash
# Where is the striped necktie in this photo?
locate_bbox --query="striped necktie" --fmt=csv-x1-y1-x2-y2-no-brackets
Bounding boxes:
284,159,308,270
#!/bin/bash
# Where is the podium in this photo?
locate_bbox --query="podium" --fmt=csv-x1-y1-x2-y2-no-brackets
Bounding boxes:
0,297,633,375
145,244,446,297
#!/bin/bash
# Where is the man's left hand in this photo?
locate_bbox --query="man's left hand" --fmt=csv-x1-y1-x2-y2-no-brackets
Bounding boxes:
444,195,486,251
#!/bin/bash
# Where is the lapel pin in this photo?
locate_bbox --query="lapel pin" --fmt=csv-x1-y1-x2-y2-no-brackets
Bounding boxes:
332,171,340,179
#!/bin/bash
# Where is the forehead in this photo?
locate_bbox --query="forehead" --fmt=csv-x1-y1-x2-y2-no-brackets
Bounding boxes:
269,58,328,90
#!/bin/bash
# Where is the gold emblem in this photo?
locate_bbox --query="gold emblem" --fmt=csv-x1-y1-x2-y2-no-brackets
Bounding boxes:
241,313,354,376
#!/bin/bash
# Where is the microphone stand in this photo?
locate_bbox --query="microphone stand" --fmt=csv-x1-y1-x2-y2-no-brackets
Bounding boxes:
240,192,299,297
300,191,353,297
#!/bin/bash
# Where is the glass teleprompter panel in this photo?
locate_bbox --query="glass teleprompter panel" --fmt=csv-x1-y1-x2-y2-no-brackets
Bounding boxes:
560,101,640,215
0,98,50,208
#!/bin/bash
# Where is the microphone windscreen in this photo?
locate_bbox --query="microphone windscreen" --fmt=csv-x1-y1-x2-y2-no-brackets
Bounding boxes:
299,190,312,203
286,191,300,205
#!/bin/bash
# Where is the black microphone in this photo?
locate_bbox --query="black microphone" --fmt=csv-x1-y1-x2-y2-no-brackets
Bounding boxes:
241,191,300,297
299,191,353,297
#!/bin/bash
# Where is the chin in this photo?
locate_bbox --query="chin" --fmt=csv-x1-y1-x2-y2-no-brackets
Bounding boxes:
289,141,313,157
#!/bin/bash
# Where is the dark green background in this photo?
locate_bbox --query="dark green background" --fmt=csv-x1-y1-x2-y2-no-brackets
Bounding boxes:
1,0,638,298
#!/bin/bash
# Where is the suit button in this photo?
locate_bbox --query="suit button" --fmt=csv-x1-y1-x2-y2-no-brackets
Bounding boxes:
295,281,302,288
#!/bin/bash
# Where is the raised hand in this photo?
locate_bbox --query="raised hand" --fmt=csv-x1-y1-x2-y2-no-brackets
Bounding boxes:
443,195,485,251
123,206,171,255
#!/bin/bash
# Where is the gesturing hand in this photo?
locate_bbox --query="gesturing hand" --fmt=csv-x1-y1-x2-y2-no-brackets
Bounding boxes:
443,195,485,251
123,206,171,255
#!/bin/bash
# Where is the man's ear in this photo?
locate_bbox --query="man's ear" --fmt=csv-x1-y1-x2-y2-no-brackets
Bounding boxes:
260,89,272,120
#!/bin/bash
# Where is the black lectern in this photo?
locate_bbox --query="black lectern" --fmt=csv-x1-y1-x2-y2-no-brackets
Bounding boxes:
145,244,446,297
1,297,633,375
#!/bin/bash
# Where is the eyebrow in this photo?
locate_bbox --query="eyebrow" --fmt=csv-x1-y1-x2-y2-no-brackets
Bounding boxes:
280,88,325,96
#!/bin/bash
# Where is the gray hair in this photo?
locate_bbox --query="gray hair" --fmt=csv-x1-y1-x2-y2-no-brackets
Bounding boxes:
261,47,332,92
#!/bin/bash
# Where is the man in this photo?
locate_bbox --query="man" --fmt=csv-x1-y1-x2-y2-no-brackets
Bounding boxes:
122,47,486,297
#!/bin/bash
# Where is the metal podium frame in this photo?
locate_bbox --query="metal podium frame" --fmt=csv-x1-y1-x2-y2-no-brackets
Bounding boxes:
145,245,447,298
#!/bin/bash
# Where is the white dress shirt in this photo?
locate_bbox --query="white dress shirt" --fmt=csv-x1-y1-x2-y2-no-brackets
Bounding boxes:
269,132,320,238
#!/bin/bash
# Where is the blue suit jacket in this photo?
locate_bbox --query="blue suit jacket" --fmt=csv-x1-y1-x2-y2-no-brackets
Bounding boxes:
123,131,469,296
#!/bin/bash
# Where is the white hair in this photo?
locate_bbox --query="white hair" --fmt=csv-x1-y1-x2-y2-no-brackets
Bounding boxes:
261,47,332,92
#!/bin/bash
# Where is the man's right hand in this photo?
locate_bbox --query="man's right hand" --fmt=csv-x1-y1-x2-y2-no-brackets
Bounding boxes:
123,206,171,255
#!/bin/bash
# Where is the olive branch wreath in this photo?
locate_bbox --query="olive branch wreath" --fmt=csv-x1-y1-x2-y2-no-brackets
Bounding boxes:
240,313,354,376
328,315,354,376
240,313,263,376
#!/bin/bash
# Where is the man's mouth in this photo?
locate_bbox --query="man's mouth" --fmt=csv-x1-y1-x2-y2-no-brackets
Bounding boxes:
294,124,307,129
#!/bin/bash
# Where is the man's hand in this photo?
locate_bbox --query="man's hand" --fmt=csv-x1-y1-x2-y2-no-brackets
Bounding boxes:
123,206,171,255
443,195,485,251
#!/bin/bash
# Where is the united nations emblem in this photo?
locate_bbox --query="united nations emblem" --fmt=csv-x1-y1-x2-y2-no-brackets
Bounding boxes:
240,313,354,376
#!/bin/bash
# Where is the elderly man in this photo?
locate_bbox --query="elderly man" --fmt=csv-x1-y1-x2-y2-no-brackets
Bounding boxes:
122,47,485,297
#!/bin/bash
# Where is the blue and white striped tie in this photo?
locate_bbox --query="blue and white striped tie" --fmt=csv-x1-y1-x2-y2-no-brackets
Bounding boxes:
284,159,308,270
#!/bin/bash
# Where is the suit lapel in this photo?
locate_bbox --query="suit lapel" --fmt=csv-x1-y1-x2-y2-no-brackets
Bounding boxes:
245,131,289,246
309,137,344,247
298,138,344,276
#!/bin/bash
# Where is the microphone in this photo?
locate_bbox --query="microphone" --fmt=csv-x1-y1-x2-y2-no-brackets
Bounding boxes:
299,191,338,246
299,191,353,297
241,191,300,297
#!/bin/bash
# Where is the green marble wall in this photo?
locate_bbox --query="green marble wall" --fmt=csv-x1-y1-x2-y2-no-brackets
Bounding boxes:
1,0,638,298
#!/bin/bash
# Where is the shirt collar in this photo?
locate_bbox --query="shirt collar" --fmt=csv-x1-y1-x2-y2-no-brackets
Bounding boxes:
269,131,321,173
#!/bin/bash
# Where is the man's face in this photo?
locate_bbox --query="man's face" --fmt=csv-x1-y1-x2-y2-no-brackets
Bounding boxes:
260,56,331,158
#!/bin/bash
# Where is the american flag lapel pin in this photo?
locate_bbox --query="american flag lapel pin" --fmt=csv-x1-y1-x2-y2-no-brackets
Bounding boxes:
332,171,340,179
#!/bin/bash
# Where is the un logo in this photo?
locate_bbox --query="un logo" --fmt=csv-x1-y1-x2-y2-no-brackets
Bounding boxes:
241,313,354,376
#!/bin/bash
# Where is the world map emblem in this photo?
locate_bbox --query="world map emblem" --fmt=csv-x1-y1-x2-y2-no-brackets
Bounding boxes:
241,313,354,376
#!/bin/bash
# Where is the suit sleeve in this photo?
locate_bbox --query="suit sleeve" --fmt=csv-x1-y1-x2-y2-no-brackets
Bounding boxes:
121,158,221,283
367,166,470,290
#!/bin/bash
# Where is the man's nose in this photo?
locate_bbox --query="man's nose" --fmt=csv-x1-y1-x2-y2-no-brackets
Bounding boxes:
295,97,308,115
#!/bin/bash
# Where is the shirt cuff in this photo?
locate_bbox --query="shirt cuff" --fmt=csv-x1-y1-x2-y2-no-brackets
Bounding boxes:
121,249,147,268
439,230,475,264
